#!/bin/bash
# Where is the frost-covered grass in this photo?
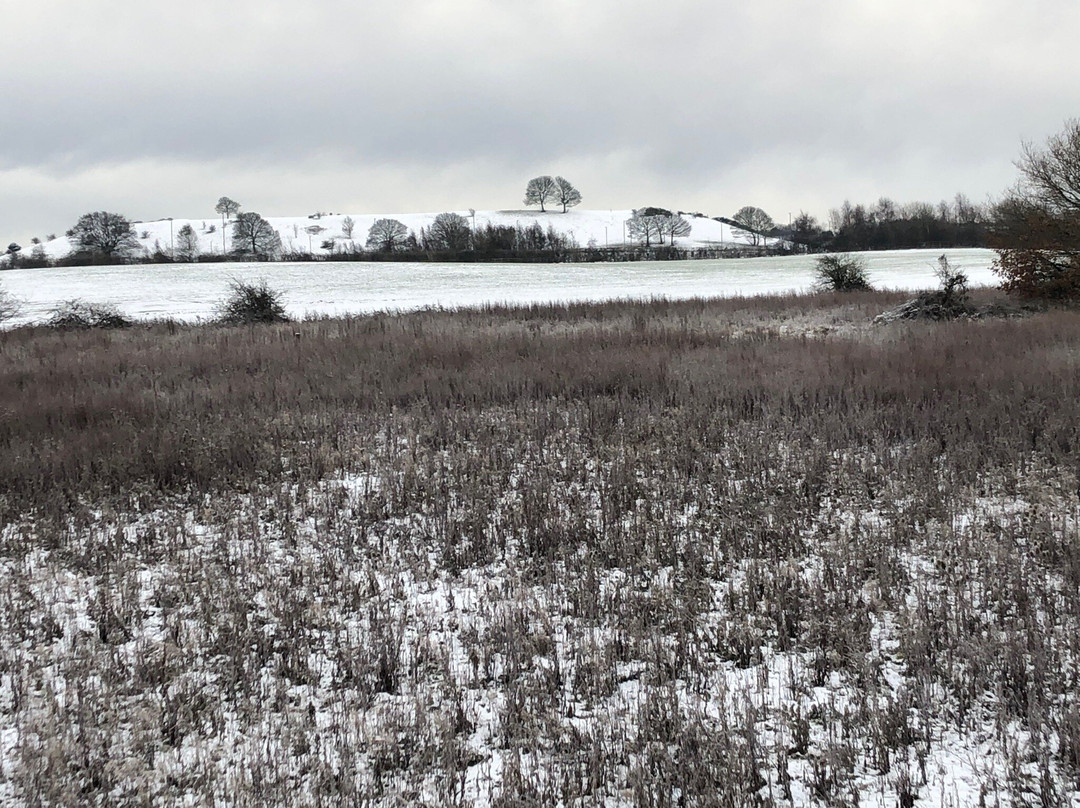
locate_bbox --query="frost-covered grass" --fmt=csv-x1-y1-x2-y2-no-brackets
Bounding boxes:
1,292,1079,806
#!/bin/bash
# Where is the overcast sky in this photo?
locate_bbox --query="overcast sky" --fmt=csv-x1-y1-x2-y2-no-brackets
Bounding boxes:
3,0,1080,246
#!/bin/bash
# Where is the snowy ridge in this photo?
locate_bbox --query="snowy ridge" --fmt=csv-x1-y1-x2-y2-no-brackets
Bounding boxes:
23,209,763,262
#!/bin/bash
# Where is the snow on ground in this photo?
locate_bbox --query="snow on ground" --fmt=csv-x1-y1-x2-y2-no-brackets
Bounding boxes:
0,247,998,326
4,453,1077,806
11,209,760,265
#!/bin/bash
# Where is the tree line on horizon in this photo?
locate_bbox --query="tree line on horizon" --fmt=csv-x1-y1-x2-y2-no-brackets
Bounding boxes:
0,193,990,269
721,194,992,252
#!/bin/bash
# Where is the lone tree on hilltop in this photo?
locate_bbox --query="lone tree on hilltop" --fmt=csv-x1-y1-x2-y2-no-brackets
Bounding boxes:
424,212,472,251
366,218,410,252
991,119,1080,299
215,197,242,255
215,196,241,221
524,176,558,212
70,211,140,261
731,206,774,246
554,177,582,213
231,212,281,259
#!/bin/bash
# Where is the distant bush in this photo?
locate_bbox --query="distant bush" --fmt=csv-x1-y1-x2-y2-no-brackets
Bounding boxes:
994,239,1080,300
813,254,871,292
217,279,289,325
0,285,21,323
48,300,133,329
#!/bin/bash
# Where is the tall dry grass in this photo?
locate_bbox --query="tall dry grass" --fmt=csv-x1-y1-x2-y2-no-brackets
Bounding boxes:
1,290,1079,805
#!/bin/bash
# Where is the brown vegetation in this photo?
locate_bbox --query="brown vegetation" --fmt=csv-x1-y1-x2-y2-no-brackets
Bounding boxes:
1,293,1079,805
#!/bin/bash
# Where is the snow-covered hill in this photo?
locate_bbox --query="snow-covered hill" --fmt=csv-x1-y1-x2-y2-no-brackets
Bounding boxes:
21,209,769,262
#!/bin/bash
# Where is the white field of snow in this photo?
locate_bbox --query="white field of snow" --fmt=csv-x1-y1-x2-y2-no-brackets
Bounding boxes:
0,247,997,326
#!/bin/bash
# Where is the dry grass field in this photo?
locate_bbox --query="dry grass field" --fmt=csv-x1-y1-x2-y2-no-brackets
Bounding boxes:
1,289,1079,806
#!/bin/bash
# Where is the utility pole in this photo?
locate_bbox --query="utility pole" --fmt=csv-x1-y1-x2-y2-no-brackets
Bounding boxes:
168,218,174,259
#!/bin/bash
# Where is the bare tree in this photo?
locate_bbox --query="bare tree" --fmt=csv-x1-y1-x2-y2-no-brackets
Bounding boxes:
366,218,410,252
554,177,582,213
952,193,984,225
214,197,241,255
791,211,826,250
663,214,692,244
424,213,472,251
231,212,281,259
1015,121,1080,214
626,210,665,247
524,176,558,213
215,196,241,220
731,206,775,246
341,216,355,239
69,211,140,261
989,120,1080,298
5,243,20,267
175,224,200,262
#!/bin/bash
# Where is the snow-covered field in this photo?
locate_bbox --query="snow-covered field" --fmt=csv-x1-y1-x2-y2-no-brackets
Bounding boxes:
0,248,996,326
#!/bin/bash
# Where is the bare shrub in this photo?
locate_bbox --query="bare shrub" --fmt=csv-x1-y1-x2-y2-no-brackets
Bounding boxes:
0,284,20,323
814,253,872,291
216,278,289,325
47,299,133,329
934,254,969,304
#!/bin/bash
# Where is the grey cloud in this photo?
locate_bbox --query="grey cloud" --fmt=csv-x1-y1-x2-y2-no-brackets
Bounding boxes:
3,0,1080,244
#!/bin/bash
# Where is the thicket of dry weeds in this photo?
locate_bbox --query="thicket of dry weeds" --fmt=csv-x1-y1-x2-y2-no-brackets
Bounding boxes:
1,290,1079,806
